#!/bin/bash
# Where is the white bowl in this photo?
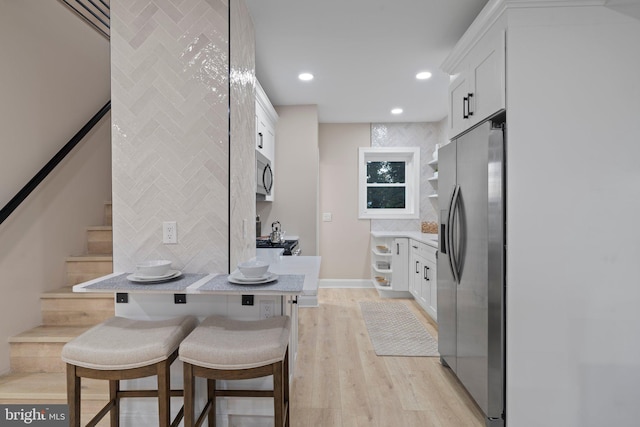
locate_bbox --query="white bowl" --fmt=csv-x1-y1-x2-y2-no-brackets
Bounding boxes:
135,260,172,277
237,260,269,278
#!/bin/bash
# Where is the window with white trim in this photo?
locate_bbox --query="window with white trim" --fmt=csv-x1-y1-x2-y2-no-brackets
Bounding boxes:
358,147,420,219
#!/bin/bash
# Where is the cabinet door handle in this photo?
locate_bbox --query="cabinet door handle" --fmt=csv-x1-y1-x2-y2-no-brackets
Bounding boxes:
258,132,264,149
463,96,469,119
396,243,400,255
416,261,420,274
424,265,430,281
468,93,474,116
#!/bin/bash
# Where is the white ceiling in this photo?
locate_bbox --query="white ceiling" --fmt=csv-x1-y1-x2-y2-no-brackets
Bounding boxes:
245,0,490,123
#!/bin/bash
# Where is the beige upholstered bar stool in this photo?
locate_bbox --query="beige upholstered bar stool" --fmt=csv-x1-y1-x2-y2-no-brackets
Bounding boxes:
62,315,198,427
179,315,291,427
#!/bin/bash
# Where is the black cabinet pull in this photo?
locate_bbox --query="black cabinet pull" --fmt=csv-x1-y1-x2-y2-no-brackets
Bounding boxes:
416,261,420,274
258,132,263,149
468,93,474,116
397,243,400,255
463,96,469,119
424,265,430,281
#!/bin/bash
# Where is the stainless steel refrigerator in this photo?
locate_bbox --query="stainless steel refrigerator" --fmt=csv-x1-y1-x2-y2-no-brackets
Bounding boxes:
438,112,506,426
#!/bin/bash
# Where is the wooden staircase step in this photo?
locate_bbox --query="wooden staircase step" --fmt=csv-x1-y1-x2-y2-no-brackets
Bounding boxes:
87,225,112,255
66,255,113,285
40,286,113,300
0,372,110,425
41,287,114,327
9,325,90,343
0,372,108,401
9,326,92,373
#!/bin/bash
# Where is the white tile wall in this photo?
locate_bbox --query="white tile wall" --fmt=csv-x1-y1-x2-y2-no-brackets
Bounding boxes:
229,0,256,268
370,121,446,232
111,0,254,274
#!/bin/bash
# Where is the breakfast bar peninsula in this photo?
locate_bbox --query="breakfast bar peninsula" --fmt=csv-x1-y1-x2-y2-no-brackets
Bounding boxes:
72,255,320,426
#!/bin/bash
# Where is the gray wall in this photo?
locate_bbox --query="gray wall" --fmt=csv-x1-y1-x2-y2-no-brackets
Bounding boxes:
0,1,111,374
257,105,319,255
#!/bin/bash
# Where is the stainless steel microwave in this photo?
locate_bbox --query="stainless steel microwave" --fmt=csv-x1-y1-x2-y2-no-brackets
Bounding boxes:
256,150,273,197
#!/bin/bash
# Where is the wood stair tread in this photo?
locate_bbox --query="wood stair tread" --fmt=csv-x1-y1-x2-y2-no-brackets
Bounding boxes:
41,287,113,299
0,372,108,401
9,326,91,343
87,225,112,231
66,255,113,262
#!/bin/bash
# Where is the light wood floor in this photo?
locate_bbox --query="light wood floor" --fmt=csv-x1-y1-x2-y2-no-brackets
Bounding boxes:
290,288,485,427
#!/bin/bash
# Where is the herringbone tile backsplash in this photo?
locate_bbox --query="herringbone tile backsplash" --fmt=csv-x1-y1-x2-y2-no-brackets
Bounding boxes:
111,0,255,274
371,122,446,232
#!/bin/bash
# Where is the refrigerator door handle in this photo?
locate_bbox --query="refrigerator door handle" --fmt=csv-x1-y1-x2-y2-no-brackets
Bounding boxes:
447,185,461,284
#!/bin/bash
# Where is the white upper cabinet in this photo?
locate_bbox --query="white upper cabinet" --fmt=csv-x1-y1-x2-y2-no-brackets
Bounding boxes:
445,15,506,139
256,80,278,201
256,102,275,160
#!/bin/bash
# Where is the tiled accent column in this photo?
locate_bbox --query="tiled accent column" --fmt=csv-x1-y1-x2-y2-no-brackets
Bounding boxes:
111,0,247,273
229,0,256,268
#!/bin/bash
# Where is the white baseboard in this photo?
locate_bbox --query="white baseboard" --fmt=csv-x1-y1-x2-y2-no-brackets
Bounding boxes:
319,279,373,289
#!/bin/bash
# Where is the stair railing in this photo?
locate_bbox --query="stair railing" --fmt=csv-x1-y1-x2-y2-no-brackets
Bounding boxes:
0,101,111,226
59,0,110,39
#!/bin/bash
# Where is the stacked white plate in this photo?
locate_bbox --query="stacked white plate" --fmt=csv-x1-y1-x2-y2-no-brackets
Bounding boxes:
228,271,278,285
127,270,182,283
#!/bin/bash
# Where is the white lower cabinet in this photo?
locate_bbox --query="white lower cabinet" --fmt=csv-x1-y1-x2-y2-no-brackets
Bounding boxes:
391,238,409,291
370,234,410,297
409,240,437,321
370,233,437,311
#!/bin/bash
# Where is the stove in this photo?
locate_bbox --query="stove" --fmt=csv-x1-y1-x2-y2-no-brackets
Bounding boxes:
256,239,300,256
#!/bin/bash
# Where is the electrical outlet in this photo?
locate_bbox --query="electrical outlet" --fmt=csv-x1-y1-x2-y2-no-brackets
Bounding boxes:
260,300,275,319
163,221,177,244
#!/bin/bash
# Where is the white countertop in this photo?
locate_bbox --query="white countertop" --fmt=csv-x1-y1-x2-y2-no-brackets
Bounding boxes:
73,255,321,297
258,255,321,297
371,231,439,248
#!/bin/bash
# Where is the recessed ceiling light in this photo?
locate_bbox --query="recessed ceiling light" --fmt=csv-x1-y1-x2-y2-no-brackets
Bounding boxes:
298,73,314,81
416,71,432,80
391,108,403,115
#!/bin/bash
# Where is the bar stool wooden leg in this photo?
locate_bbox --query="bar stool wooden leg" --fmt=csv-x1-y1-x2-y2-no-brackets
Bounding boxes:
66,364,80,427
184,362,194,427
207,379,216,427
109,379,120,427
157,359,171,427
284,349,290,427
273,361,284,427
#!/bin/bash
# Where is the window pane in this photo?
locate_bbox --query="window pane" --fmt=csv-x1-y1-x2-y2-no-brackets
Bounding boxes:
366,161,405,184
367,187,406,209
